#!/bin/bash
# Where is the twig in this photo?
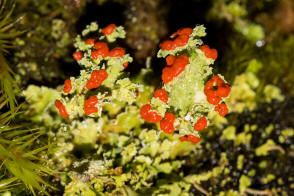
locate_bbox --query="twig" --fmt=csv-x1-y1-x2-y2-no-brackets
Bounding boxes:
267,145,285,154
193,183,209,196
245,188,272,195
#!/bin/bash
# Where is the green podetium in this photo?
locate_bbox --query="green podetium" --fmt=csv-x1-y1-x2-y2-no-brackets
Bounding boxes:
54,22,137,119
141,25,231,143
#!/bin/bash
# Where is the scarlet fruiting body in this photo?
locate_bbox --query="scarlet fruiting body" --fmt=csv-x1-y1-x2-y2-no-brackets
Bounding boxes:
109,47,125,57
160,27,193,51
216,84,231,98
160,40,173,50
73,51,83,61
55,100,69,118
153,89,168,103
166,55,176,66
92,42,109,59
173,34,189,48
86,70,108,90
123,62,128,69
188,134,201,143
160,112,175,134
161,55,189,84
171,27,193,37
162,67,174,84
84,96,98,115
204,75,231,106
200,45,218,60
214,103,229,117
194,117,207,131
140,104,162,123
207,95,221,105
172,55,189,77
180,135,188,142
94,42,108,50
63,79,72,93
179,134,200,143
101,24,116,35
85,38,95,45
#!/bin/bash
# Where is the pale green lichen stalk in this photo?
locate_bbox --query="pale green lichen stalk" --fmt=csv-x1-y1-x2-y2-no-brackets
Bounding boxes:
55,22,136,119
143,25,231,142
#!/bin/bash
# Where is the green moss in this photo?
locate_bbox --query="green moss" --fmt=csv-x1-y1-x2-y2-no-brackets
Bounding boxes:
246,59,263,73
218,190,240,196
71,118,103,146
222,126,236,140
239,175,251,194
262,174,276,184
237,155,244,170
256,139,275,156
227,73,258,113
265,124,274,135
263,85,285,103
281,128,294,137
227,2,247,18
259,161,267,169
248,169,256,177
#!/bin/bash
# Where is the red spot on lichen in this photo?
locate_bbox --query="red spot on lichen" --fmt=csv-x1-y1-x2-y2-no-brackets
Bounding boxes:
86,70,108,90
55,100,69,118
109,47,125,57
200,45,218,60
73,51,83,61
140,104,162,123
102,24,116,35
160,112,175,134
84,96,99,115
153,89,168,103
194,117,207,131
63,79,72,93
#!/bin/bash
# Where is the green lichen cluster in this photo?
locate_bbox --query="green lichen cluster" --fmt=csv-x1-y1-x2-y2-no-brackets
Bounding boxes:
17,19,293,195
154,26,230,138
20,22,201,195
56,22,135,119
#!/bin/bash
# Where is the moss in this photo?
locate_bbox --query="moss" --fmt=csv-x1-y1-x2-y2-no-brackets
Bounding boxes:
265,124,274,135
222,126,236,140
227,73,258,113
239,175,251,194
259,161,268,168
256,139,276,156
263,84,285,103
237,155,244,170
262,174,276,184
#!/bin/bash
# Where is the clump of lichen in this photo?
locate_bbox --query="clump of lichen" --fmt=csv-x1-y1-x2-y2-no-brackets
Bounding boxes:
19,20,294,195
21,22,200,195
139,26,231,143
